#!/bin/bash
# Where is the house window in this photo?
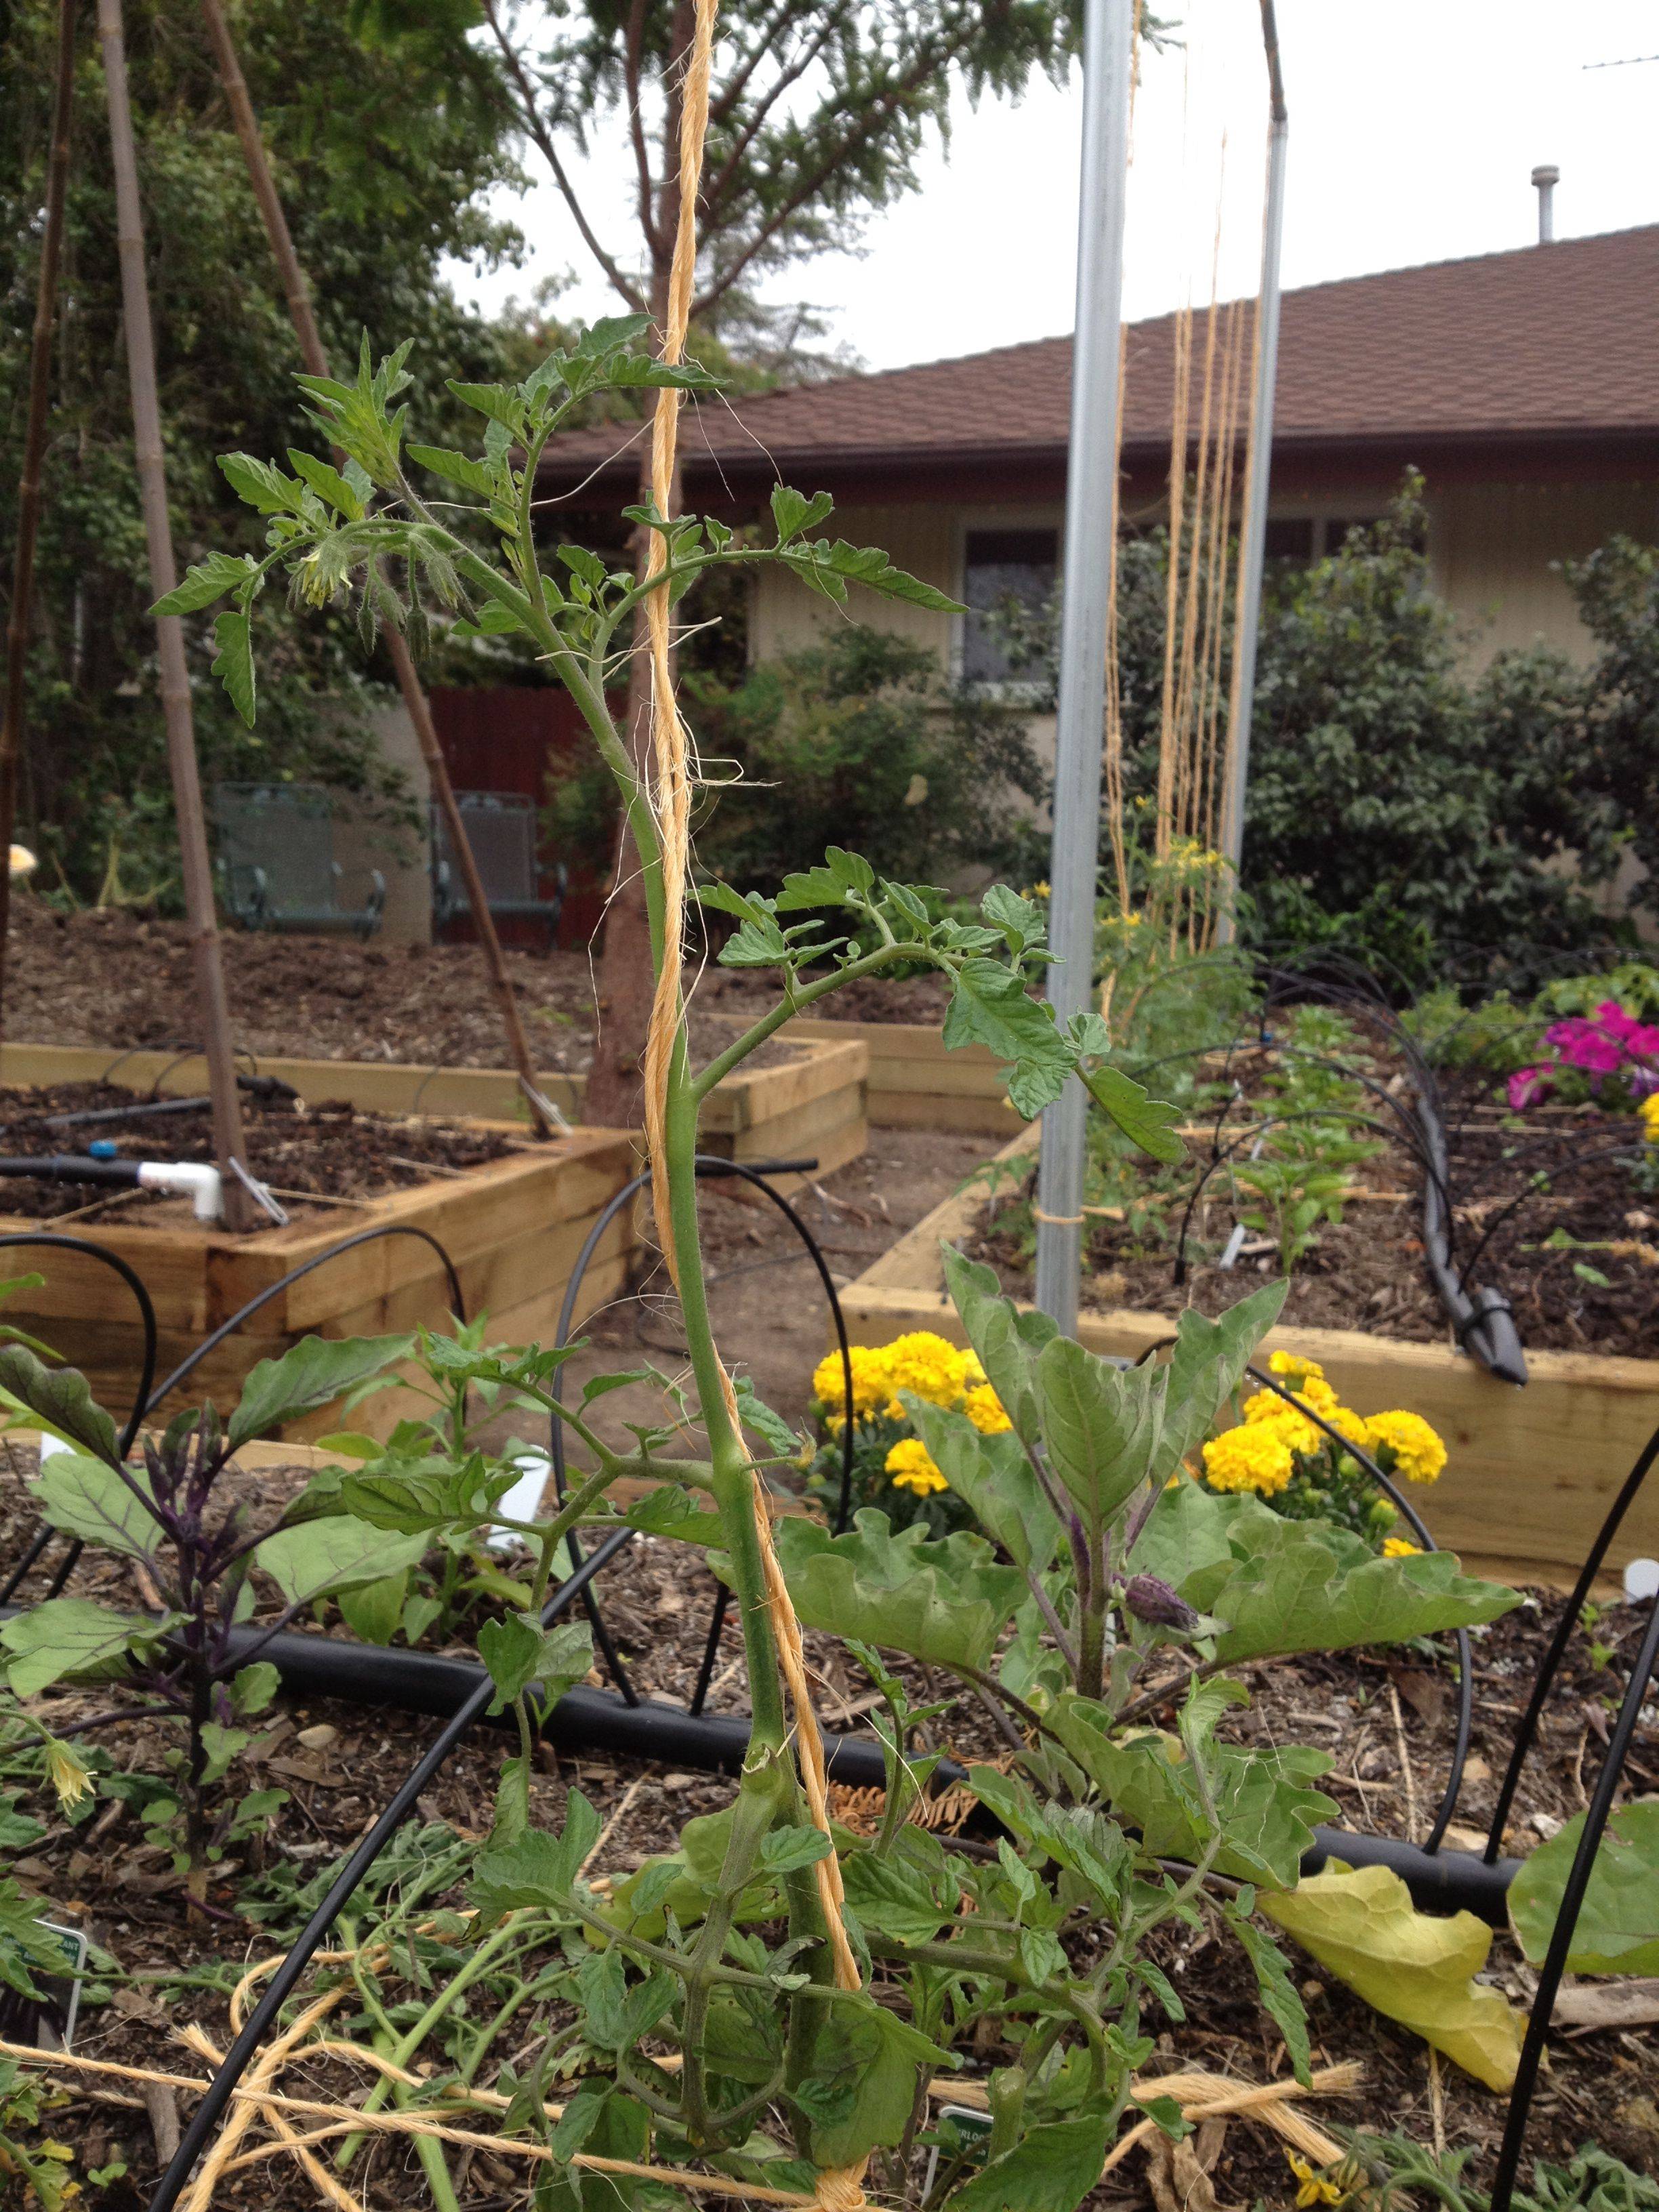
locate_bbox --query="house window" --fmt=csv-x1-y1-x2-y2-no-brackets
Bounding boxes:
961,527,1059,685
1264,518,1315,562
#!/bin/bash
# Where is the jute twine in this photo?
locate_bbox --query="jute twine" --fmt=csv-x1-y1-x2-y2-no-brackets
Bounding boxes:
628,0,864,2196
0,2033,1359,2203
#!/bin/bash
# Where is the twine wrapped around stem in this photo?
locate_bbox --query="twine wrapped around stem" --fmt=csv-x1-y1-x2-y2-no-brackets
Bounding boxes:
630,1,867,2200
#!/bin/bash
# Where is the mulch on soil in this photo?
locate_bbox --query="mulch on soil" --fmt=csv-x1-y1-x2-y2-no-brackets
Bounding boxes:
971,1046,1659,1361
0,1081,517,1227
2,901,945,1076
2,1392,1655,2211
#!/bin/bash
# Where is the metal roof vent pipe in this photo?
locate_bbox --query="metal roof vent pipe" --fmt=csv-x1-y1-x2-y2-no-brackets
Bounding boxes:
1532,163,1559,242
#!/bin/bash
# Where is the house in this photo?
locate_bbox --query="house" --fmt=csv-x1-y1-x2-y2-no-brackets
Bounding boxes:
538,222,1659,691
371,225,1656,949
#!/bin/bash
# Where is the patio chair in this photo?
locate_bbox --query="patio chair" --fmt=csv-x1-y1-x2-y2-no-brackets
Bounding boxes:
432,790,565,946
211,782,386,939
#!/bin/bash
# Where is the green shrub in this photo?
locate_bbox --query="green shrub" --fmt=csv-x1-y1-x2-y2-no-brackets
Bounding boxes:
688,623,1049,895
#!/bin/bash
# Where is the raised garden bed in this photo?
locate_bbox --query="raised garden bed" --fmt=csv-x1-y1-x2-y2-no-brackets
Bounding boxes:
843,1128,1659,1589
0,1080,636,1441
785,1016,1018,1134
0,1025,868,1195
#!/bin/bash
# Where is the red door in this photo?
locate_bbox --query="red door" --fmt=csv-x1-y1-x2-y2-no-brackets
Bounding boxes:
426,687,613,949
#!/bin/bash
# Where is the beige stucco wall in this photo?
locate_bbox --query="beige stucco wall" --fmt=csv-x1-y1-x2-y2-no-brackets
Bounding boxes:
1428,480,1659,664
750,479,1659,679
750,504,960,664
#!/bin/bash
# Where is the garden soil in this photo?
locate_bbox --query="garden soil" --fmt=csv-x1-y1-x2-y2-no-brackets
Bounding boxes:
972,1066,1659,1361
2,902,947,1076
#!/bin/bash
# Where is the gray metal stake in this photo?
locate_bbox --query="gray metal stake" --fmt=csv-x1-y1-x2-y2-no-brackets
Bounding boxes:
1216,1,1289,946
1033,0,1136,1333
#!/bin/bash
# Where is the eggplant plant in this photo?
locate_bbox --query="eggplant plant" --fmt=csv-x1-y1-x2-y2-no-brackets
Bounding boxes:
148,326,1525,2205
0,1332,471,1897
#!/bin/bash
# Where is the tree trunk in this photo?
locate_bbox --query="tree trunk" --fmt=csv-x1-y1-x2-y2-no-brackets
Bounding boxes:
0,0,76,1042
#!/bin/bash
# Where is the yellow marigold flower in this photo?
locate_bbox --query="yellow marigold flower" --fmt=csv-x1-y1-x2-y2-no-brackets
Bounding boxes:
1202,1422,1294,1496
964,1382,1012,1434
1322,1401,1374,1449
1269,1349,1326,1387
1287,2152,1345,2208
44,1735,94,1811
881,1331,972,1415
1367,1409,1447,1485
811,1345,893,1421
886,1438,949,1496
1641,1091,1659,1143
1382,1536,1422,1559
1239,1391,1322,1456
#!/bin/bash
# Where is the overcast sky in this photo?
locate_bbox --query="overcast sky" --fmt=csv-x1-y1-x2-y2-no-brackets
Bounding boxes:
453,1,1659,373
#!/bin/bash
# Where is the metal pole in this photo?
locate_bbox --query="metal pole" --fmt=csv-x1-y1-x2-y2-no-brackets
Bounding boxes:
1032,0,1136,1332
0,0,77,1040
194,0,562,1139
1215,0,1288,947
99,0,253,1227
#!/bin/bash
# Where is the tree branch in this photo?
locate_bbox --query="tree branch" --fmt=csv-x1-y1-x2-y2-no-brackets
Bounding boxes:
699,15,847,231
622,0,661,256
480,0,648,313
691,33,972,319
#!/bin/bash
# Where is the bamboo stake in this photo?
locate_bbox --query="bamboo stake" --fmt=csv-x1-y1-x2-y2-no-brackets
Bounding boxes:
0,0,77,1042
98,0,253,1227
195,0,561,1139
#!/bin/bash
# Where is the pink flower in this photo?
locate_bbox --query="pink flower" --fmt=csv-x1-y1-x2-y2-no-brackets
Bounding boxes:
1509,1065,1552,1109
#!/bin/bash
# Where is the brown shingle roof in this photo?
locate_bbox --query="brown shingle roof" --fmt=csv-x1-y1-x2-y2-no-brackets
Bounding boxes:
539,224,1659,487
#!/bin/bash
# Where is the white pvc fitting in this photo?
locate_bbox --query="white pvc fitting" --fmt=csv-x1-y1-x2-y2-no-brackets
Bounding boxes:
138,1160,224,1223
487,1452,552,1553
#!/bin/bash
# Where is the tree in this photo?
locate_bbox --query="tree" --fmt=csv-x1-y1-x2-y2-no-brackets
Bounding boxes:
474,0,1082,1121
0,0,522,903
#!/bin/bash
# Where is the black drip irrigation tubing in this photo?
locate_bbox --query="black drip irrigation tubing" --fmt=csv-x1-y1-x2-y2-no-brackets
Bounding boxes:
1490,1584,1659,2212
1126,957,1525,1382
140,1221,467,1417
1251,959,1528,1382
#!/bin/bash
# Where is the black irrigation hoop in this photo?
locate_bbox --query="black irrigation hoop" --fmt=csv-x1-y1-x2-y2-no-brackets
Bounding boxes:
541,1151,859,1708
0,1231,159,1606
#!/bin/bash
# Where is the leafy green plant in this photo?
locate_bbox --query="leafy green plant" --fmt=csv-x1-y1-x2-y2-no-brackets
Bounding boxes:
300,1314,625,1647
0,2054,77,2212
1345,2133,1659,2212
1230,1004,1383,1272
0,1333,436,1896
140,318,1537,2205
